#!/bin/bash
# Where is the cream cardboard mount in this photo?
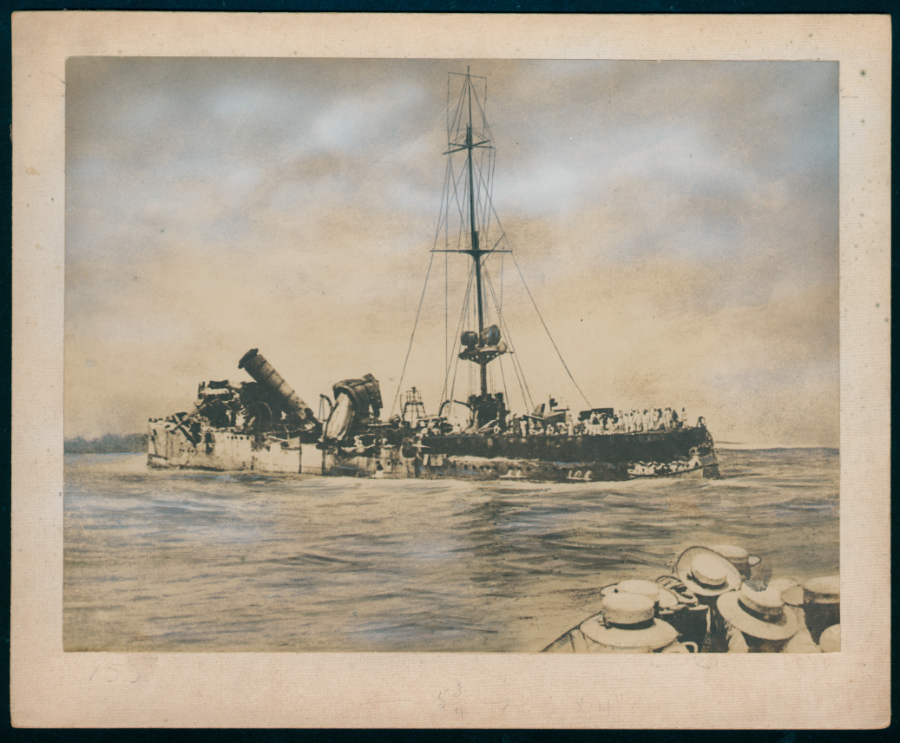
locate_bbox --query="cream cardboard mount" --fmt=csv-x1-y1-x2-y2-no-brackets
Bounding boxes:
11,12,891,729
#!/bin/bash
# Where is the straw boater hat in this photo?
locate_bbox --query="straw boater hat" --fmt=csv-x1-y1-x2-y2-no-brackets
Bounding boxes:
766,577,805,606
710,544,761,574
580,593,679,652
818,624,840,653
803,575,840,605
676,546,742,597
600,579,679,611
717,583,800,641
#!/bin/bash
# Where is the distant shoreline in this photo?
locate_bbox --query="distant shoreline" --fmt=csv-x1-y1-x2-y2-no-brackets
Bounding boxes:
64,433,148,454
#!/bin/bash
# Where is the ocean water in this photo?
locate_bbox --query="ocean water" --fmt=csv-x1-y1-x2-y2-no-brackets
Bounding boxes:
63,448,839,652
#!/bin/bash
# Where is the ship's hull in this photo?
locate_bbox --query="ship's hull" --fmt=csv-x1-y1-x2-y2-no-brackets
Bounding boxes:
148,418,719,481
147,418,320,474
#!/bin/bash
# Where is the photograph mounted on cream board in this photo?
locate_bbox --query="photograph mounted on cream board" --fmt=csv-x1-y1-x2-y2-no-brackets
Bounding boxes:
11,12,890,728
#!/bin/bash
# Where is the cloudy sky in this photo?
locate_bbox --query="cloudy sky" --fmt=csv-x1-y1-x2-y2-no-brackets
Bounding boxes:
65,58,839,446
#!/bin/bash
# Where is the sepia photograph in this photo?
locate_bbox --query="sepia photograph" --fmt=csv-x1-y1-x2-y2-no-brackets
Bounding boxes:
64,57,839,655
11,12,889,728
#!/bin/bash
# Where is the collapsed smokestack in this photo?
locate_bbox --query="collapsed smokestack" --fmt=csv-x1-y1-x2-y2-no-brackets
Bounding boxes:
238,348,312,420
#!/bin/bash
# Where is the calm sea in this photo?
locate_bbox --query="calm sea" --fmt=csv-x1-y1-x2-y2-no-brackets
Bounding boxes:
63,448,839,652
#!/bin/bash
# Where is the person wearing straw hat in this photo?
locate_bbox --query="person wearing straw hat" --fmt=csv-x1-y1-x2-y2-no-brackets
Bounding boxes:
709,544,762,581
655,573,710,648
766,576,805,606
601,578,705,651
767,575,839,650
818,624,840,653
675,546,743,652
718,583,805,652
800,575,840,644
677,547,743,598
600,579,680,612
578,593,684,653
543,584,694,653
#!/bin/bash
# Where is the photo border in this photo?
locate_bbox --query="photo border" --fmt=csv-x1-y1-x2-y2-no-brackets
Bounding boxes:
11,12,891,728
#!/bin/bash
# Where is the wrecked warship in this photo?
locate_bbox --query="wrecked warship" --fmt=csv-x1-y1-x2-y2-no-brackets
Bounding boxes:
148,70,720,481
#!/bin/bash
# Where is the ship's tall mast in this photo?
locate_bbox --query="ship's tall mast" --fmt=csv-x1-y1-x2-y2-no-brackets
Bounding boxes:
465,67,488,396
434,68,511,422
390,68,590,426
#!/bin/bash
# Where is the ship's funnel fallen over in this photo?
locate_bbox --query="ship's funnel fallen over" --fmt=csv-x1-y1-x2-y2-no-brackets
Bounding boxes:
238,348,314,421
323,393,355,441
322,374,383,442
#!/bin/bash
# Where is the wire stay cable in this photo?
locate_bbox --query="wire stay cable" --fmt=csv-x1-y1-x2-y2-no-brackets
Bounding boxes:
483,265,533,412
390,251,436,418
510,252,593,409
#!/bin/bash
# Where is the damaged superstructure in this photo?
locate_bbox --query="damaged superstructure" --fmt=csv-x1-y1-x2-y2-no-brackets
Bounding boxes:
148,350,330,473
149,349,391,475
148,347,718,480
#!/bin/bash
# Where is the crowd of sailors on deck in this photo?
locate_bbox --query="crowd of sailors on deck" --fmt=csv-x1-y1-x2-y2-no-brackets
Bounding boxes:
543,545,840,654
403,406,700,438
581,407,690,435
505,407,695,437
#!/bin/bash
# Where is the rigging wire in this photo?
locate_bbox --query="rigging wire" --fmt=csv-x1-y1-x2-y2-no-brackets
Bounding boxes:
389,251,436,419
473,147,495,247
427,151,455,400
510,252,593,409
441,260,475,403
500,253,504,313
447,74,451,138
482,265,533,412
462,98,592,412
433,158,452,241
446,83,471,252
445,249,448,385
447,156,469,249
391,76,462,421
484,154,496,253
497,352,509,406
